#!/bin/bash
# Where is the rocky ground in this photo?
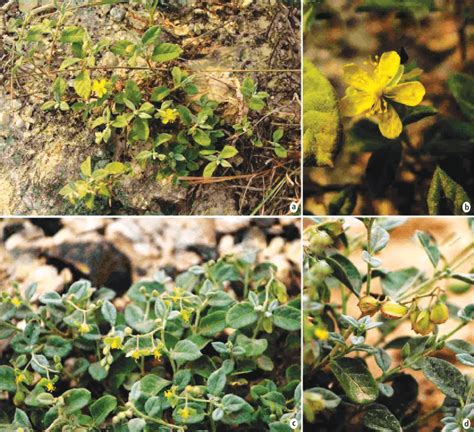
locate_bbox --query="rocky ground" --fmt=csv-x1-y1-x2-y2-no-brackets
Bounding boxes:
0,217,301,302
0,1,301,215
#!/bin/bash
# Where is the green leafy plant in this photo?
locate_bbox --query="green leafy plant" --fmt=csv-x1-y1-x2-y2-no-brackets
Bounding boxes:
0,254,300,431
3,2,295,212
303,217,474,431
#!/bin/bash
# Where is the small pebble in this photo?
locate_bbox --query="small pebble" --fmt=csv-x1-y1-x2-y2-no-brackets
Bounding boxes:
110,6,126,22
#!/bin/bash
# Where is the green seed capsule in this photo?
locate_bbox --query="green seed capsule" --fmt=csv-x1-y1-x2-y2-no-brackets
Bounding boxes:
413,310,434,335
358,295,379,316
430,302,449,324
381,300,408,319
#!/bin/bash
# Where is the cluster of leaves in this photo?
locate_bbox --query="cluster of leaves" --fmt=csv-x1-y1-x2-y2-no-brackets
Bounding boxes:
303,217,474,431
303,0,473,216
0,254,300,431
7,3,287,210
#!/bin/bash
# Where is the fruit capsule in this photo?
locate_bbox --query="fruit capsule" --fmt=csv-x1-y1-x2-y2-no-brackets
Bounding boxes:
413,309,434,335
358,295,379,316
430,302,449,324
381,300,408,319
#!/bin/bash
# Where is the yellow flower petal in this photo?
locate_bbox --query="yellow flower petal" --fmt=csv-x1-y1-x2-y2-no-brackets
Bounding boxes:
385,81,425,106
375,51,401,88
377,104,402,139
340,92,376,116
343,64,375,91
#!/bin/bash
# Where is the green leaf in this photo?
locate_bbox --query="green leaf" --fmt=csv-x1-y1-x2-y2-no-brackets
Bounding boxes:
44,336,72,358
328,186,357,216
111,115,129,128
326,253,362,296
194,129,211,146
199,311,227,336
427,165,471,215
60,26,85,43
370,225,389,253
150,86,170,102
59,57,82,71
39,291,62,306
456,353,474,367
152,43,183,62
101,300,117,325
416,231,440,267
63,388,91,414
226,302,258,329
80,157,92,177
236,334,268,357
220,145,238,159
330,357,379,404
446,339,474,355
203,160,218,178
272,128,284,142
90,394,117,425
207,367,227,395
170,339,202,362
13,408,32,428
73,70,91,100
374,349,392,372
303,58,342,167
141,25,161,45
402,105,438,125
448,72,474,121
105,162,126,175
222,394,250,413
128,418,146,432
248,96,265,111
272,306,300,331
88,362,108,381
0,366,16,392
140,374,171,397
144,397,162,416
422,357,466,399
363,404,402,432
130,118,149,142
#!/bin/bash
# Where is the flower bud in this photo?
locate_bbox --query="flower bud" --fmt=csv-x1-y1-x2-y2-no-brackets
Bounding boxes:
381,300,408,319
430,302,449,324
358,295,379,316
413,310,434,335
124,327,133,335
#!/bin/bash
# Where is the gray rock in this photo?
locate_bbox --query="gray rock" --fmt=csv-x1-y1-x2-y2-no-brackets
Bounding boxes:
110,6,126,22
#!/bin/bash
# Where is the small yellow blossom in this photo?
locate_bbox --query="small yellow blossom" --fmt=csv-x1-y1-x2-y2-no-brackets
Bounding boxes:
179,407,190,420
104,335,123,350
131,350,140,360
152,347,162,360
92,79,109,98
181,309,191,323
46,381,55,392
340,51,425,139
165,386,177,400
16,373,25,384
159,108,179,124
11,297,21,308
314,327,329,341
79,323,90,335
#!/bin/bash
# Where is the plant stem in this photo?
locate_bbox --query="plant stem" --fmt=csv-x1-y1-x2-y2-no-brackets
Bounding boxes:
366,219,375,296
402,405,442,431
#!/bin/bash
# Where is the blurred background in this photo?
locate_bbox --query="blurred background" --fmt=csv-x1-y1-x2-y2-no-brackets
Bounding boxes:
0,217,301,301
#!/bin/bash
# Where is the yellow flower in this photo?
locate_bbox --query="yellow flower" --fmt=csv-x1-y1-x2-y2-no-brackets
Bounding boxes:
340,51,425,139
16,373,25,384
105,335,123,350
92,79,109,98
314,327,329,341
131,350,141,360
152,347,162,360
11,297,21,308
179,406,190,420
159,108,179,124
165,386,177,400
79,323,90,335
46,381,55,392
181,309,191,323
